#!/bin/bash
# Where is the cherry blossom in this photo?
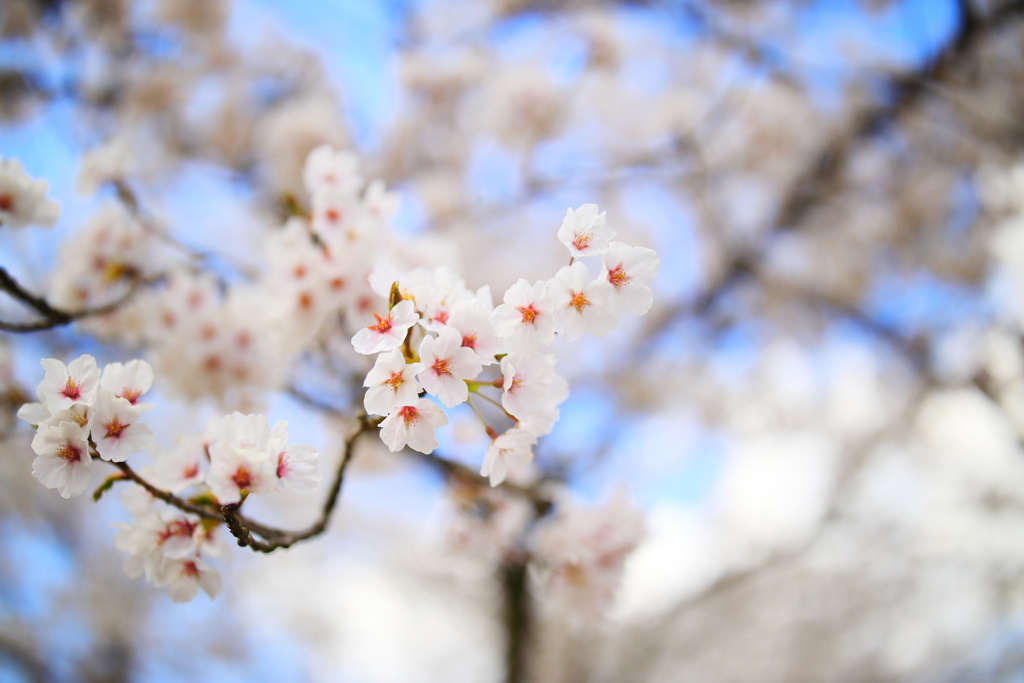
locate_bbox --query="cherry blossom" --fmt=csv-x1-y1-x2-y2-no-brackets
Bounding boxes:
416,328,483,408
351,299,419,355
490,279,555,356
363,348,425,416
114,511,199,565
0,156,60,229
556,204,615,258
548,261,618,341
267,420,322,494
379,398,449,453
500,353,569,421
447,300,505,365
37,354,101,413
30,420,92,499
152,436,207,494
303,144,362,197
99,359,155,407
593,241,660,315
88,391,154,462
157,556,223,603
531,488,644,617
480,427,537,487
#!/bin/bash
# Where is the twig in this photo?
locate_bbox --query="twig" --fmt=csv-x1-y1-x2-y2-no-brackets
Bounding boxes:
413,449,553,516
0,266,154,333
108,415,377,554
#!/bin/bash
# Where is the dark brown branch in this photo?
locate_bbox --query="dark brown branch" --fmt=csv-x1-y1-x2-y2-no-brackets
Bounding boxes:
111,461,222,522
0,266,153,333
108,414,376,553
501,556,531,683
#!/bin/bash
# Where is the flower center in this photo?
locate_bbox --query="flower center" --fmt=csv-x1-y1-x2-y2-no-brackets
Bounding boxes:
385,371,404,390
461,333,477,349
569,290,590,312
159,519,196,545
0,194,12,212
104,418,127,439
572,230,592,251
56,443,81,462
119,388,142,404
518,305,538,325
607,266,630,288
232,467,253,490
62,376,81,400
432,309,450,325
432,357,452,376
398,405,419,425
369,312,392,333
276,453,289,478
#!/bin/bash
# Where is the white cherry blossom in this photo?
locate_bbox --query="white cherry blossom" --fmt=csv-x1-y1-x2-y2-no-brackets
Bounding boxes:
548,261,618,341
417,328,483,408
303,144,362,197
481,427,537,487
100,359,155,407
267,420,322,494
500,353,569,421
379,398,448,453
152,436,207,493
0,156,60,229
593,241,660,315
89,391,154,462
30,420,92,498
490,279,555,356
157,556,222,603
557,204,614,258
447,300,505,365
37,354,101,413
363,348,425,416
351,299,419,355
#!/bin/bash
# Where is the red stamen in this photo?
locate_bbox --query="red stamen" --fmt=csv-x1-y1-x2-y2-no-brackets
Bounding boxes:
398,405,419,425
368,312,392,333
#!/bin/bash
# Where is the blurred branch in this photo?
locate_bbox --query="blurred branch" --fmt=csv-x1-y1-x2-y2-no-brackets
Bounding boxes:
414,449,554,516
0,266,152,333
636,0,1024,356
501,556,531,683
0,629,50,683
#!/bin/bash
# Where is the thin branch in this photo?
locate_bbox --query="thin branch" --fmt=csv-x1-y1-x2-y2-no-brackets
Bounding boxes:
413,449,553,516
109,415,377,554
635,0,1024,356
0,266,155,333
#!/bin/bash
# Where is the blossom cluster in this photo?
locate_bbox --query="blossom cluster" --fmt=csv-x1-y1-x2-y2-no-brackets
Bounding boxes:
0,156,60,229
18,355,155,497
352,202,659,485
531,488,644,618
18,354,321,602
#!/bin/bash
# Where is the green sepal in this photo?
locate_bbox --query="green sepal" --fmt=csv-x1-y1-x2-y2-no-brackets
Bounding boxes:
388,281,402,309
92,473,127,502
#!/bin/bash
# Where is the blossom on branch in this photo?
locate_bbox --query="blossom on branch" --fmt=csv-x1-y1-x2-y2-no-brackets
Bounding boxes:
0,156,60,229
379,398,449,454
